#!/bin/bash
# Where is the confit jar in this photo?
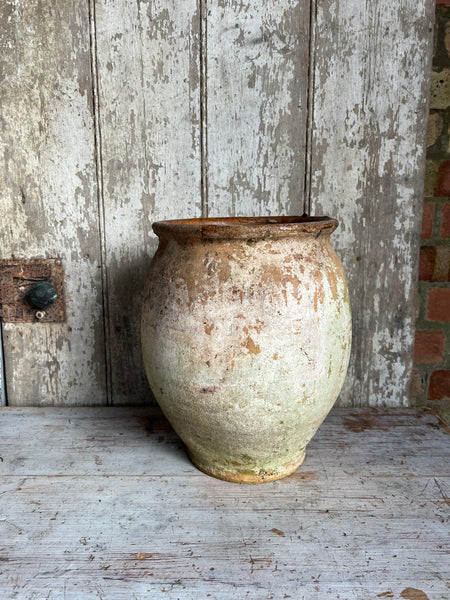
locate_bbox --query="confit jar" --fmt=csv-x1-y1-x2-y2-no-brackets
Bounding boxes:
141,216,351,483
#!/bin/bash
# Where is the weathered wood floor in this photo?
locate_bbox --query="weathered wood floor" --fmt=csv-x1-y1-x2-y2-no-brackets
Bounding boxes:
0,407,448,599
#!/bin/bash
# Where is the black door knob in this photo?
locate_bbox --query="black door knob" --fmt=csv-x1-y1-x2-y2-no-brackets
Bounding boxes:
29,281,58,309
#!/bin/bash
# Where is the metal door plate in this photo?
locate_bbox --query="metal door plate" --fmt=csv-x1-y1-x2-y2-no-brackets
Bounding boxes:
0,259,66,323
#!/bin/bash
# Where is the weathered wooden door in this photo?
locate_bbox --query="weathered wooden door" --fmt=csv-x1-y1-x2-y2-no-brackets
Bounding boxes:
0,0,434,407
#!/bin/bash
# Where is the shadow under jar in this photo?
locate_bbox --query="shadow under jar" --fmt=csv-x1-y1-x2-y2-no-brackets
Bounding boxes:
141,216,351,483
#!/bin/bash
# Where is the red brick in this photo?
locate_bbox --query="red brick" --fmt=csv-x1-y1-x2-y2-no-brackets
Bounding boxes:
428,370,450,400
434,160,450,196
414,330,446,363
436,0,450,5
419,247,436,281
426,287,450,321
421,202,434,239
420,246,450,282
442,203,450,238
434,246,450,281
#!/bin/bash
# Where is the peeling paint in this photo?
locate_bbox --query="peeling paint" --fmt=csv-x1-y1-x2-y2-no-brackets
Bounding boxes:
0,0,106,405
0,0,433,410
310,0,434,407
206,1,309,217
95,0,202,403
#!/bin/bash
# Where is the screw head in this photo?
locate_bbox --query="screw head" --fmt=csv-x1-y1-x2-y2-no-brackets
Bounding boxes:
29,281,58,309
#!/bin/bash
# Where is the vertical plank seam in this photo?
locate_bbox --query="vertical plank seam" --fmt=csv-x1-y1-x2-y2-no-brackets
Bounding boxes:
303,0,317,216
0,320,8,406
88,0,112,406
136,1,151,219
200,0,209,218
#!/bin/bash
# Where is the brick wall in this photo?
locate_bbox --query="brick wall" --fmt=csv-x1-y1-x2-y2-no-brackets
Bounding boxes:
412,2,450,418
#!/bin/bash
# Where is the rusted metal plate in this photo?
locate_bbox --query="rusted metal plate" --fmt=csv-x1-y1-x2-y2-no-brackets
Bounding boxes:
0,259,65,323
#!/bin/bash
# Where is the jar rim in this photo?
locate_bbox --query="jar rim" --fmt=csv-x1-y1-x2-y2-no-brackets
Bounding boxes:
152,215,338,240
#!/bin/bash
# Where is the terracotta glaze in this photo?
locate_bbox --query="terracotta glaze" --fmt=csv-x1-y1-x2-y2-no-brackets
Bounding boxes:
141,216,351,483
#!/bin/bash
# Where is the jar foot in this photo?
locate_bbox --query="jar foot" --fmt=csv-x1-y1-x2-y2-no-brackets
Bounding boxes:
188,451,306,484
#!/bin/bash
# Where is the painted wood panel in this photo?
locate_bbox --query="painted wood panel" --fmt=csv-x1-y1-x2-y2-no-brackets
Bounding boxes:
0,0,106,405
95,0,202,404
206,0,310,217
0,0,434,407
0,407,448,598
309,0,435,406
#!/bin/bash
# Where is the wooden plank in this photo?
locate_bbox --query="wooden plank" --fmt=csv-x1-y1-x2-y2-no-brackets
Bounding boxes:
0,475,448,599
0,407,448,478
0,408,448,599
0,1,106,405
205,0,310,217
308,0,435,406
95,0,202,404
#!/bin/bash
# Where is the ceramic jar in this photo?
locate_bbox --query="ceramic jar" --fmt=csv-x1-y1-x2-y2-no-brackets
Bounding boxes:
141,216,351,483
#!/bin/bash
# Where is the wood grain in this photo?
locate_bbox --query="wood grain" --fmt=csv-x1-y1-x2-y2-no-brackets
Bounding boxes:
0,0,435,409
95,0,202,404
309,0,435,406
0,0,106,405
206,0,310,218
0,407,448,598
95,0,311,404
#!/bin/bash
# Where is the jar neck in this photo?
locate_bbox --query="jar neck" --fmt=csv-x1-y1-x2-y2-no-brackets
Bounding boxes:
153,216,338,243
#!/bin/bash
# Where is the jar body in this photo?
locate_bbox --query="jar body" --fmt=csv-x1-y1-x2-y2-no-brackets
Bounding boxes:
141,217,351,483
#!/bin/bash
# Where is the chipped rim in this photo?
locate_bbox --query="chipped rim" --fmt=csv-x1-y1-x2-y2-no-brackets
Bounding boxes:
152,216,338,240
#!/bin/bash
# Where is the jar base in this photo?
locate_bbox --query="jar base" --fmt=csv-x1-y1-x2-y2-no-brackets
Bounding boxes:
188,451,306,484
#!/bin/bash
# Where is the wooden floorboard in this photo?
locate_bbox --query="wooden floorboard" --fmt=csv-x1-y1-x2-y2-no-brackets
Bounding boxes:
0,407,448,599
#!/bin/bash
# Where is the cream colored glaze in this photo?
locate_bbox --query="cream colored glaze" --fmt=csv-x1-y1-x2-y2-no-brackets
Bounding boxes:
141,218,351,483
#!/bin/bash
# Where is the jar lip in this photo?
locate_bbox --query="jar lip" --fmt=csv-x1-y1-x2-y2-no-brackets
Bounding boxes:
152,215,338,239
